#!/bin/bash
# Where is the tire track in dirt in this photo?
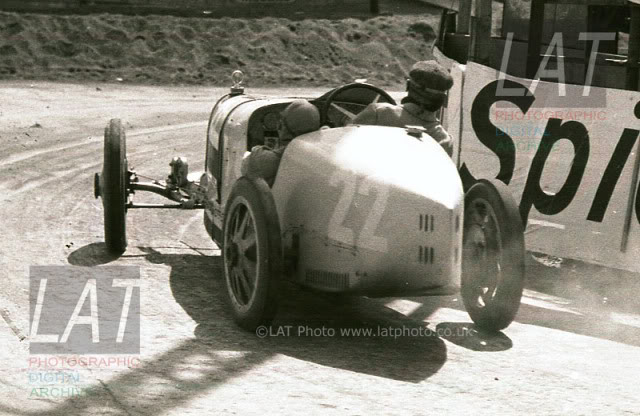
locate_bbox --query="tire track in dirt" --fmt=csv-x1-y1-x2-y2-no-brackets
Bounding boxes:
0,123,208,203
0,121,207,167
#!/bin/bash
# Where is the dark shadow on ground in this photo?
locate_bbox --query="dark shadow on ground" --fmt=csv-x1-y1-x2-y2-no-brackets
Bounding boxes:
29,243,449,416
395,297,515,352
66,242,121,266
435,322,513,352
141,246,448,384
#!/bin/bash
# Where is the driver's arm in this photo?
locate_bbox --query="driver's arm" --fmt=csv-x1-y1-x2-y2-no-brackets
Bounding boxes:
241,145,283,186
426,125,454,157
349,103,379,125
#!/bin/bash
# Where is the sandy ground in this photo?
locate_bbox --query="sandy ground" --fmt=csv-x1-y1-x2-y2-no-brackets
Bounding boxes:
0,11,439,87
0,81,639,415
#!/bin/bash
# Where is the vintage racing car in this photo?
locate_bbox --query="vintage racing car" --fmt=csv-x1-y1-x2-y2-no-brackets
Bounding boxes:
94,71,526,333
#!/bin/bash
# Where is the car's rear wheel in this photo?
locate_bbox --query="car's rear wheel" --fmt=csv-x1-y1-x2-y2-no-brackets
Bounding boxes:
223,177,282,331
98,119,128,254
461,179,525,332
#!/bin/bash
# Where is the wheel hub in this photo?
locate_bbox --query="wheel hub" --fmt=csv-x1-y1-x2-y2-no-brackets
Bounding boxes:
464,221,494,292
227,242,240,267
467,224,487,251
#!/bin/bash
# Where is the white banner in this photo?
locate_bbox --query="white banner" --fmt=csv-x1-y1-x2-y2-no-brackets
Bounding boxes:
457,62,640,272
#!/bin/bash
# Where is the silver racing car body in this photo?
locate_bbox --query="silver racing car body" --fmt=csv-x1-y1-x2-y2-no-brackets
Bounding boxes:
94,76,525,333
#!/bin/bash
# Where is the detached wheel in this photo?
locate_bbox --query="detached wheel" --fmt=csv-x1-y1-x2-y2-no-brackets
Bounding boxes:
461,179,525,332
223,177,282,331
99,119,128,254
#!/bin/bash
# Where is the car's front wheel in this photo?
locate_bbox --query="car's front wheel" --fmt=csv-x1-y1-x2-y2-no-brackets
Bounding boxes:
97,118,129,254
222,177,282,331
461,179,525,332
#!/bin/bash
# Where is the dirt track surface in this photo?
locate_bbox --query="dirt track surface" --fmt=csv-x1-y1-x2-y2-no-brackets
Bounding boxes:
1,81,640,415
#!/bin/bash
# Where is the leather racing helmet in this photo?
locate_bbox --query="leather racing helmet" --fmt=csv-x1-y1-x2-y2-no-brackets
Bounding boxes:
280,99,321,138
406,60,453,111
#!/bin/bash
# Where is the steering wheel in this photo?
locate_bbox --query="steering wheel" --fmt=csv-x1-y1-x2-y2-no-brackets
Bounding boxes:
320,83,396,127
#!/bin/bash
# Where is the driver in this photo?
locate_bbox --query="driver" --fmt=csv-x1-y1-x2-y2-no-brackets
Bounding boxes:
241,99,320,186
350,60,454,157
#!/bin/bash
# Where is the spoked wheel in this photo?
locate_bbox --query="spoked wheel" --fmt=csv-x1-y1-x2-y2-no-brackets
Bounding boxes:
461,179,525,332
95,119,129,254
223,177,282,331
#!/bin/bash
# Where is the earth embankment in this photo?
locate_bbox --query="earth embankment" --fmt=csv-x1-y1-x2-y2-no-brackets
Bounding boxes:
0,11,439,87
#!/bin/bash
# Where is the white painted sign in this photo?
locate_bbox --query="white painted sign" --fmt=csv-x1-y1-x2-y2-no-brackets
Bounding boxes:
456,62,640,272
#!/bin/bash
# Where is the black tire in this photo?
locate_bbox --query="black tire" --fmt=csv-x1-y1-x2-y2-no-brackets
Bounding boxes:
101,119,128,254
461,179,525,332
222,177,282,331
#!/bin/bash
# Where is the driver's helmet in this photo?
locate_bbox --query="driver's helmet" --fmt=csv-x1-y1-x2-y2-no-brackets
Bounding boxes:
279,100,320,139
406,60,453,111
